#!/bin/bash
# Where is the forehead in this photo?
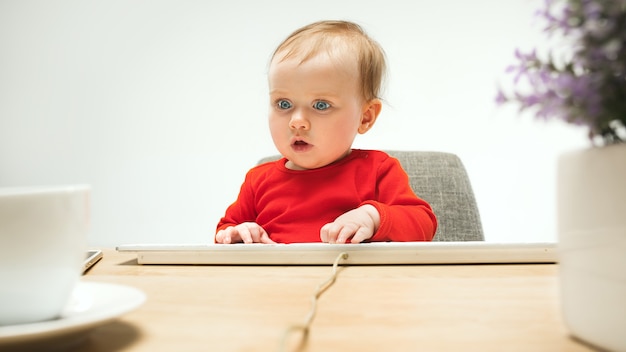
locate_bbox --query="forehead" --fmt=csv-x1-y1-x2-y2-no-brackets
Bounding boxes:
268,53,361,98
270,48,357,77
268,54,362,102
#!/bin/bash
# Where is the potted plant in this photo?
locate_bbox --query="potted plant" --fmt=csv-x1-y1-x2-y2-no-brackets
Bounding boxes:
496,1,626,351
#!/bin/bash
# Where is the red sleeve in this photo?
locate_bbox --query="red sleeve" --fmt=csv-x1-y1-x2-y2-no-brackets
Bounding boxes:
215,170,258,242
362,157,437,242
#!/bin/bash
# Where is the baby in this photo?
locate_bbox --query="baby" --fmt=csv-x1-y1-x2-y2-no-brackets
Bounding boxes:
215,20,437,244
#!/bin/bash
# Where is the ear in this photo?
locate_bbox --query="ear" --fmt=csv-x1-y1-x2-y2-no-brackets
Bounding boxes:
358,99,382,134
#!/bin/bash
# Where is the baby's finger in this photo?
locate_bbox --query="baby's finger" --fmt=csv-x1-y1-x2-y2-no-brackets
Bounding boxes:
215,230,225,244
350,227,371,243
320,223,337,243
238,226,254,244
248,226,265,243
335,226,356,244
216,229,233,244
259,230,276,244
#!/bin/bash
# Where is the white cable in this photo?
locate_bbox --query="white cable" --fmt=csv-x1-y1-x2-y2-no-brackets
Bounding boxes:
279,252,349,352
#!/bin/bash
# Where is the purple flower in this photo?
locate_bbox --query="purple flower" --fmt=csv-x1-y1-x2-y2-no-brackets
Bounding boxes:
497,0,626,145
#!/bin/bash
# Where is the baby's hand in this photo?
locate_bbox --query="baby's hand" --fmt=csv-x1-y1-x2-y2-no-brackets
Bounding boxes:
215,222,275,244
320,204,380,244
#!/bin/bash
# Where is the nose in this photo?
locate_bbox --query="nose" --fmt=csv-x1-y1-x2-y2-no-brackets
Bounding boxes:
289,110,310,130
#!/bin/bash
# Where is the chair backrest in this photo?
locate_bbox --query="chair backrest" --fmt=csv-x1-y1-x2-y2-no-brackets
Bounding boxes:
257,150,484,241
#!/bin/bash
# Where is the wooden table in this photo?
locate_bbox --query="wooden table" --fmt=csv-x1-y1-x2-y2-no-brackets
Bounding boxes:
72,249,594,351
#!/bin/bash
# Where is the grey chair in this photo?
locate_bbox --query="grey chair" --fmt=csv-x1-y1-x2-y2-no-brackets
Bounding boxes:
258,150,484,242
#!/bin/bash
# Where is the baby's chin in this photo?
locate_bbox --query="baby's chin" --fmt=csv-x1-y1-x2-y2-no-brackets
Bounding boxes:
285,155,348,171
285,159,312,170
285,158,324,170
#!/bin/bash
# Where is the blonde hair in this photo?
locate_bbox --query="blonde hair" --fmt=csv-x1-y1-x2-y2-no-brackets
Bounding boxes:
271,20,386,102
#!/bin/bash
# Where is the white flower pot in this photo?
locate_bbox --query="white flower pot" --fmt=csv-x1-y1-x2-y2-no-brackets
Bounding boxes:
557,143,626,352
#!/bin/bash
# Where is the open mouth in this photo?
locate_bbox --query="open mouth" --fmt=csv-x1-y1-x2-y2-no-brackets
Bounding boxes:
291,139,312,152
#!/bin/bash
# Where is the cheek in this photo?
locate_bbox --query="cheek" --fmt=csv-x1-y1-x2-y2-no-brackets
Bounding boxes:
268,115,288,139
332,114,362,136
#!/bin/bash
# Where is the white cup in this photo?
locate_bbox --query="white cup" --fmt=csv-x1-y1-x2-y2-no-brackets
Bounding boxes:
0,185,90,326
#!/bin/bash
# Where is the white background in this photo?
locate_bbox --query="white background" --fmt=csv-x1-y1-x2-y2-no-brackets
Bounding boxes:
0,0,588,246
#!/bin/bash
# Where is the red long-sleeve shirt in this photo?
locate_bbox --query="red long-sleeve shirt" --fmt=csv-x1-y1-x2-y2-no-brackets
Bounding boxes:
216,149,437,243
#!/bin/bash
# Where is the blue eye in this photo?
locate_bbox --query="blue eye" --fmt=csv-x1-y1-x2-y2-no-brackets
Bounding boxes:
277,100,292,110
313,101,331,110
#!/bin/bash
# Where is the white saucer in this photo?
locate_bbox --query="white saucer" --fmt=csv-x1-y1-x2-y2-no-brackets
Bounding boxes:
0,281,146,348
